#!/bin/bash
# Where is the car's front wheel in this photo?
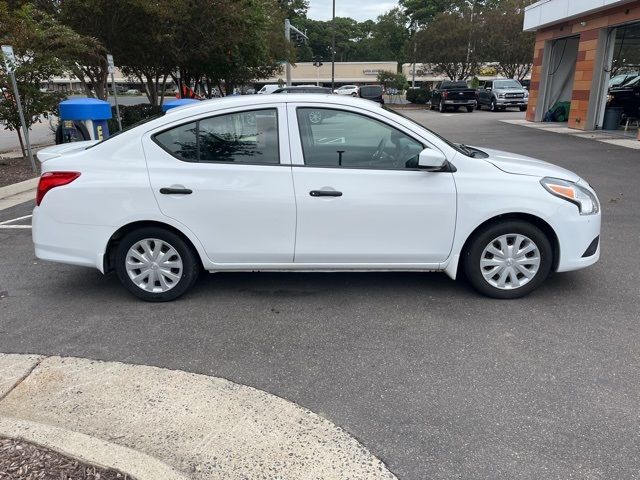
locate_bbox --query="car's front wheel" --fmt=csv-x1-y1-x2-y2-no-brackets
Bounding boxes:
462,221,553,299
115,227,200,302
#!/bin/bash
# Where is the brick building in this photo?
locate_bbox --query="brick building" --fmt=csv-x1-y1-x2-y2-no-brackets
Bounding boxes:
524,0,640,131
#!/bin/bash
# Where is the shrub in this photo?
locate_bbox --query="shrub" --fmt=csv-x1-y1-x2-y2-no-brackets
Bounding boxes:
406,86,432,105
107,103,163,133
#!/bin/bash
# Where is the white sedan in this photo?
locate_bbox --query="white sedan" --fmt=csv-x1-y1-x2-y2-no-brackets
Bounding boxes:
334,85,359,96
33,95,600,301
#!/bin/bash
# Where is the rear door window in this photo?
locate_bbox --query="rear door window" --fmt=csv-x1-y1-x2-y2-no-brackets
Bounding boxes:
153,109,279,165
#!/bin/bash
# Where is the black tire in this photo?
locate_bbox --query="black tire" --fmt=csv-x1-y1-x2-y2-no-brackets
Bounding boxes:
439,99,447,113
476,102,482,110
115,227,201,302
466,106,474,113
519,105,528,112
490,99,498,112
462,220,553,299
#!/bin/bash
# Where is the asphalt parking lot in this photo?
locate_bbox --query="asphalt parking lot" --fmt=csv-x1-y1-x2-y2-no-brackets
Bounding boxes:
1,108,639,480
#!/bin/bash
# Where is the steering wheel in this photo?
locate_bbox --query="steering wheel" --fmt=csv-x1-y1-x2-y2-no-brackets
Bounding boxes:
370,137,388,164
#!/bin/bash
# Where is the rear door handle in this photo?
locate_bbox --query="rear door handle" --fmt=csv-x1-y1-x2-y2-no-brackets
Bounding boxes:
310,190,342,197
160,187,192,195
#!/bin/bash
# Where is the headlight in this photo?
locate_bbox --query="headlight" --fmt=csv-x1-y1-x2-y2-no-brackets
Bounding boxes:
498,93,505,98
541,177,599,215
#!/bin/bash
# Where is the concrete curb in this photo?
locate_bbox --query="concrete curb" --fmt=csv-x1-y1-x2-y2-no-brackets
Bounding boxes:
0,354,398,480
0,178,38,201
0,416,190,480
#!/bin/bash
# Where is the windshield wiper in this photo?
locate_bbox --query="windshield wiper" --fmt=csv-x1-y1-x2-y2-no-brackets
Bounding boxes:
458,144,478,158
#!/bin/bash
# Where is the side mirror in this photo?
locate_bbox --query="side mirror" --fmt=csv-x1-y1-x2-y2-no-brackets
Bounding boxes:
418,149,447,171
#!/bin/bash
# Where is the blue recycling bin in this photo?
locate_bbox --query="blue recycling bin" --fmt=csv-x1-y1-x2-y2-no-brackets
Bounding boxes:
162,98,200,112
58,98,112,142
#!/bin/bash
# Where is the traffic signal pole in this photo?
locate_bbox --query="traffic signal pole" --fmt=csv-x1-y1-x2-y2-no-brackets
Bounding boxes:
285,19,308,87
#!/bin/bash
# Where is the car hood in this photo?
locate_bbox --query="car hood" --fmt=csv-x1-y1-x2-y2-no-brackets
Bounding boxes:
478,147,581,182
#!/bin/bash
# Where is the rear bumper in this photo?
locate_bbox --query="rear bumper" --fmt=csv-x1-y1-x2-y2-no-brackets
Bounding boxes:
32,207,110,272
444,100,476,105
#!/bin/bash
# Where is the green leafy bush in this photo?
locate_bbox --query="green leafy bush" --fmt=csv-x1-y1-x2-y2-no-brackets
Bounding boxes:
406,87,432,105
107,104,163,133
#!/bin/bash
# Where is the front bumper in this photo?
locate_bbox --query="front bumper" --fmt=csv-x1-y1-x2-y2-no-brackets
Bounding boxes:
496,98,528,106
551,203,601,273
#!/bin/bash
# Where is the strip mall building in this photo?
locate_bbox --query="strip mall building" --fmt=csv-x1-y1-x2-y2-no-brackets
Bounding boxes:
524,0,640,131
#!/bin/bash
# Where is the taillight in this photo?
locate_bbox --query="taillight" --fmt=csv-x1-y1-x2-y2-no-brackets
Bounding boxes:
443,91,449,99
36,172,81,206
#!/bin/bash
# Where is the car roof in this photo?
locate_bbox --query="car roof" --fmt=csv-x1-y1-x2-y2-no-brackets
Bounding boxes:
163,93,380,117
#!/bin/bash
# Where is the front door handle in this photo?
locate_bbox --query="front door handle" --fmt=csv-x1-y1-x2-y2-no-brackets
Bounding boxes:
160,187,192,195
310,190,342,197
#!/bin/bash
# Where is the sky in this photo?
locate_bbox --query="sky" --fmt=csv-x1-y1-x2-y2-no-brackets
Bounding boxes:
307,0,398,21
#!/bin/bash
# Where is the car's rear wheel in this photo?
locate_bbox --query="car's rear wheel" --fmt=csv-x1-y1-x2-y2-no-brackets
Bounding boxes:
439,99,447,113
115,227,200,302
466,105,474,113
462,221,553,299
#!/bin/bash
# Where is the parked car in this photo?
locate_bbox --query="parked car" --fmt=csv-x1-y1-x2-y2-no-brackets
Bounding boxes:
334,85,359,96
608,75,640,119
477,79,529,112
257,84,279,94
273,86,334,123
125,89,141,95
608,73,639,90
430,81,477,113
358,85,385,104
272,86,332,94
33,94,600,302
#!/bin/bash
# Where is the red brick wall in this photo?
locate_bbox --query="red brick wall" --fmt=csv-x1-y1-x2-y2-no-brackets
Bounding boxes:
526,3,640,130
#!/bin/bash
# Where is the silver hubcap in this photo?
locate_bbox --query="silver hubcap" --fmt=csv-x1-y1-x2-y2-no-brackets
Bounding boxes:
125,238,183,293
480,234,541,290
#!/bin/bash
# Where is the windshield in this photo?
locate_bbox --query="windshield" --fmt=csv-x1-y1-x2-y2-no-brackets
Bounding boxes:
625,76,640,87
385,107,478,157
493,80,522,89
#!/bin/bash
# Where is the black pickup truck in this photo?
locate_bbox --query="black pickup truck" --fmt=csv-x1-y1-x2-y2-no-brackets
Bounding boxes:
429,81,477,113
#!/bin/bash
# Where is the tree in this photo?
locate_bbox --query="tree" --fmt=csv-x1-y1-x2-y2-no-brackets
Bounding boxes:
354,8,410,64
0,2,67,158
277,0,308,19
415,10,479,80
480,0,534,80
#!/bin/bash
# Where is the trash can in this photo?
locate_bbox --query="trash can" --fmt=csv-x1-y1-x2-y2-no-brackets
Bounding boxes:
603,107,624,130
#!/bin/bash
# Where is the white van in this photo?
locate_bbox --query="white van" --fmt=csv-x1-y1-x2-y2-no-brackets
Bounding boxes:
257,84,279,94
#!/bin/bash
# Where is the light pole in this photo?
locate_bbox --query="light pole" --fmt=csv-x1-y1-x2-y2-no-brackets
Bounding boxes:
285,19,308,87
464,0,476,79
331,0,336,90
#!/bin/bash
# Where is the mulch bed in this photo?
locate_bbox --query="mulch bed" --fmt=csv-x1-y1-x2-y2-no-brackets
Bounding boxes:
0,437,132,479
0,156,40,188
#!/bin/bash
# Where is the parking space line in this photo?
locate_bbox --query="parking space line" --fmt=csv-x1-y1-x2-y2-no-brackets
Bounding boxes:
0,215,32,225
0,225,31,229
